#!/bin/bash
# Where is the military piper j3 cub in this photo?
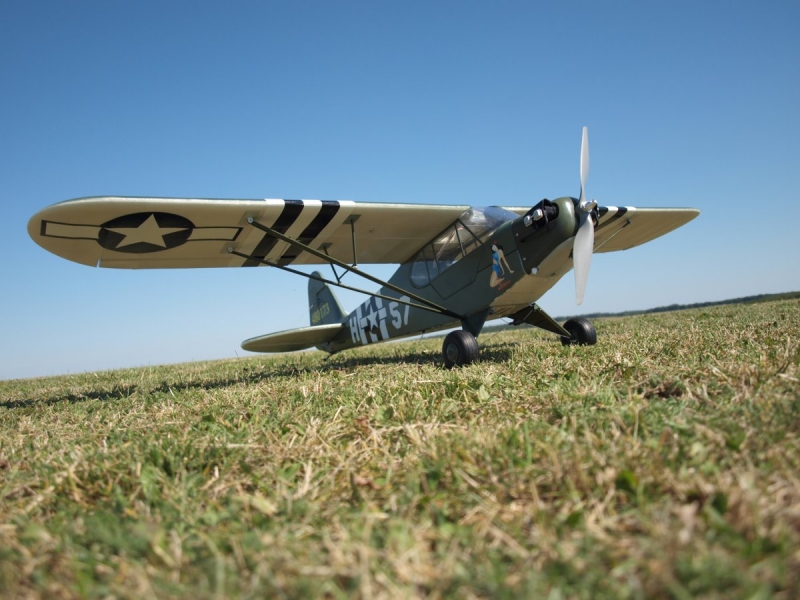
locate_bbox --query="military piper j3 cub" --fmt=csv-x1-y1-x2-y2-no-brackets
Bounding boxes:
29,128,699,368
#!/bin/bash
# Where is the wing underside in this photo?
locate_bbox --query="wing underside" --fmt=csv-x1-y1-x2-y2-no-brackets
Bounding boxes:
29,196,698,270
29,196,472,269
592,206,699,252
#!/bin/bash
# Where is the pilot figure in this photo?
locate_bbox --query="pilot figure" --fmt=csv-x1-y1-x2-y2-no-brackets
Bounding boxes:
489,243,514,288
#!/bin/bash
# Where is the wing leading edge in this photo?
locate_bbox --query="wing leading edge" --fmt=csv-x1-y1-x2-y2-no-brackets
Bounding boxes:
29,196,699,270
28,196,472,269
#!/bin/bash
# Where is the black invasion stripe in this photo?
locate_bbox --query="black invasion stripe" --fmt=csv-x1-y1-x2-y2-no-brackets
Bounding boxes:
596,207,628,232
278,200,341,265
242,200,304,267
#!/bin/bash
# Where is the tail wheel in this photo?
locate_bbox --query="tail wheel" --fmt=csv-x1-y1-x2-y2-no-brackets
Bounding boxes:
442,330,479,368
560,317,597,346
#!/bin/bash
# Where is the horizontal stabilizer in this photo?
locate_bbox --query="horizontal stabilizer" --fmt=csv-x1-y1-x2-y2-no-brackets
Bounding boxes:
241,323,343,353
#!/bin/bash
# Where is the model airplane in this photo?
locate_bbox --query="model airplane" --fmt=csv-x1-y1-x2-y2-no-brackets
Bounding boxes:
29,128,699,367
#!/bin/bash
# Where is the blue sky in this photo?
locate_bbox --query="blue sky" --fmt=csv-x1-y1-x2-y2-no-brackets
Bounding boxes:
2,1,798,380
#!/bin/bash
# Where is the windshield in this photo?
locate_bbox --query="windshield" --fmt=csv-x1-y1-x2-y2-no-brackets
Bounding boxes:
410,206,517,287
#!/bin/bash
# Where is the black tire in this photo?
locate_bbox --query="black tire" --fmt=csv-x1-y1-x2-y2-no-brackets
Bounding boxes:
560,317,597,346
442,330,479,368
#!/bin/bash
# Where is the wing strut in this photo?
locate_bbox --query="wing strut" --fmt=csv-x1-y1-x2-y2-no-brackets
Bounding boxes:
320,244,343,284
593,218,632,253
233,217,464,320
349,217,359,267
227,248,451,317
508,303,570,337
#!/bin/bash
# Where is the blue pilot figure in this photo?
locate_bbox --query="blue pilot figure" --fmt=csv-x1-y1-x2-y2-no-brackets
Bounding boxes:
489,243,514,288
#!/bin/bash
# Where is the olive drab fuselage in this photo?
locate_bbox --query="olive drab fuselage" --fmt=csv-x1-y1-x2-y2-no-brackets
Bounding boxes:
322,197,579,353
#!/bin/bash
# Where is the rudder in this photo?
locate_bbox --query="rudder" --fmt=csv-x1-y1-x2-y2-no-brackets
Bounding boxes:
308,271,347,326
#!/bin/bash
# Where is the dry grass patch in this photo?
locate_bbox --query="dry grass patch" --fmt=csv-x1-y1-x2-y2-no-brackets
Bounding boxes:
1,299,799,598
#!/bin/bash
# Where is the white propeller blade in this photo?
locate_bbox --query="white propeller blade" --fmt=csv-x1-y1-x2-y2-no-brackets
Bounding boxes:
579,126,589,206
574,126,595,305
574,213,594,305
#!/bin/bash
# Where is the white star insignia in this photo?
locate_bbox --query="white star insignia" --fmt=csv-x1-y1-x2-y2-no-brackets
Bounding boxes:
365,305,379,330
107,214,188,248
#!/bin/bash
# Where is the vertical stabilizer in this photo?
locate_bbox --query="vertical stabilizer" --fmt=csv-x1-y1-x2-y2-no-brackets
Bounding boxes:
308,271,347,326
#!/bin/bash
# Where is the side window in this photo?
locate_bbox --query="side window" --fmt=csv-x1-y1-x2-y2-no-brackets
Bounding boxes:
411,222,478,288
456,222,480,256
410,243,438,287
432,226,462,271
422,243,439,281
409,207,514,288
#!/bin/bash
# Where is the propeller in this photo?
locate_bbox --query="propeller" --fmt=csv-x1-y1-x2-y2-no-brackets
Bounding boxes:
573,126,596,305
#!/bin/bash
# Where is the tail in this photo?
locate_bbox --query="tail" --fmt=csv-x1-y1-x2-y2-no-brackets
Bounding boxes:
308,271,347,326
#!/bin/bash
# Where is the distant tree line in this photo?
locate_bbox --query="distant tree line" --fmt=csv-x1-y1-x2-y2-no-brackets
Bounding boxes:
563,291,800,320
482,291,800,334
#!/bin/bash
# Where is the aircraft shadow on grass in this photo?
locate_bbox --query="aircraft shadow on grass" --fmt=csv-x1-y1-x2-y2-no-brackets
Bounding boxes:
4,342,525,409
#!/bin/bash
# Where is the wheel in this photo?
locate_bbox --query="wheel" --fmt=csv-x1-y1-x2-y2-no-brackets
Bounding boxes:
560,317,597,346
442,330,479,368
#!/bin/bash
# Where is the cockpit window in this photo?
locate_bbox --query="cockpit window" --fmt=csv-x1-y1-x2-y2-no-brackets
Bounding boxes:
410,206,516,287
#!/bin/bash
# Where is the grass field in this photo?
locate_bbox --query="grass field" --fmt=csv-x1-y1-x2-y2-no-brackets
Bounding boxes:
1,299,799,599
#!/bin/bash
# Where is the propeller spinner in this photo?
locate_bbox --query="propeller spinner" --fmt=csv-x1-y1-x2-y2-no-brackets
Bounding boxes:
573,126,596,305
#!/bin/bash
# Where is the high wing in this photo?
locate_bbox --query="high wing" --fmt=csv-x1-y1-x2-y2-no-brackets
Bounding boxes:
592,206,699,253
29,196,698,270
28,196,472,269
504,204,699,253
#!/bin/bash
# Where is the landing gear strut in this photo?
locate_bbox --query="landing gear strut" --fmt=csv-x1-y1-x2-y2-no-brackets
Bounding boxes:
560,317,597,346
442,330,479,368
